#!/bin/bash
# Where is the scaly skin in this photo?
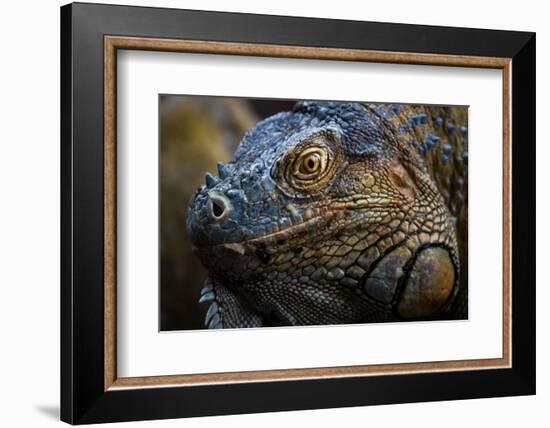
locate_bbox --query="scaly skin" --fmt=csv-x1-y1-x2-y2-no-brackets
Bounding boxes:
186,102,468,328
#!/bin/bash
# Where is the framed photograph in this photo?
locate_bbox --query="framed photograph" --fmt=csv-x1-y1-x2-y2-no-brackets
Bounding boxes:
60,2,535,424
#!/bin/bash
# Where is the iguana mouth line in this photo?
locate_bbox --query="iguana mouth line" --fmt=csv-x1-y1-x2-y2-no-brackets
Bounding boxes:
206,213,336,257
194,203,392,255
245,212,336,246
237,202,390,246
191,212,337,257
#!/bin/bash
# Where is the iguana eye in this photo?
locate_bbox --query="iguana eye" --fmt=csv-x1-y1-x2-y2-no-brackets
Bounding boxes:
298,151,322,174
271,127,343,197
293,148,327,180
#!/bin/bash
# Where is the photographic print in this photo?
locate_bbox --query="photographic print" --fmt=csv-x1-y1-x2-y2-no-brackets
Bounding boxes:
160,96,468,331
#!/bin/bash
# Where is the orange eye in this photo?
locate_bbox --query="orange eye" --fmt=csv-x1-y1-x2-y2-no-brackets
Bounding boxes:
300,153,321,174
275,129,341,195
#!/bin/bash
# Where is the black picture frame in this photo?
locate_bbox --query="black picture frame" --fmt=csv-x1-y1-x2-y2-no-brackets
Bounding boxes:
61,2,535,424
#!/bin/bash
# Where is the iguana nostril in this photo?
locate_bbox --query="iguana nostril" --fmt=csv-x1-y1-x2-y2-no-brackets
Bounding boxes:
207,192,230,221
212,200,225,218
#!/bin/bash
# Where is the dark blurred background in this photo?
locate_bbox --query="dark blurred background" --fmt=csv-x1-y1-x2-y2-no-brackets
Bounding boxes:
159,95,296,331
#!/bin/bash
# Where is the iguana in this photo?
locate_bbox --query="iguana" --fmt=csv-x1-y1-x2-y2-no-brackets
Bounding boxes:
186,101,468,328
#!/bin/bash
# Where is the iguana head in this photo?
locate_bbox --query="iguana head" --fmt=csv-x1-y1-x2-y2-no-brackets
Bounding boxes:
187,101,459,327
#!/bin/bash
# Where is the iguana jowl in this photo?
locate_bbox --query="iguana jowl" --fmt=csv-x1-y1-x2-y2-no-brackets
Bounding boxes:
186,102,468,328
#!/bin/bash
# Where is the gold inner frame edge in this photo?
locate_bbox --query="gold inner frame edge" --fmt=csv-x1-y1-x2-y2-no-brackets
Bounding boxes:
104,36,512,391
